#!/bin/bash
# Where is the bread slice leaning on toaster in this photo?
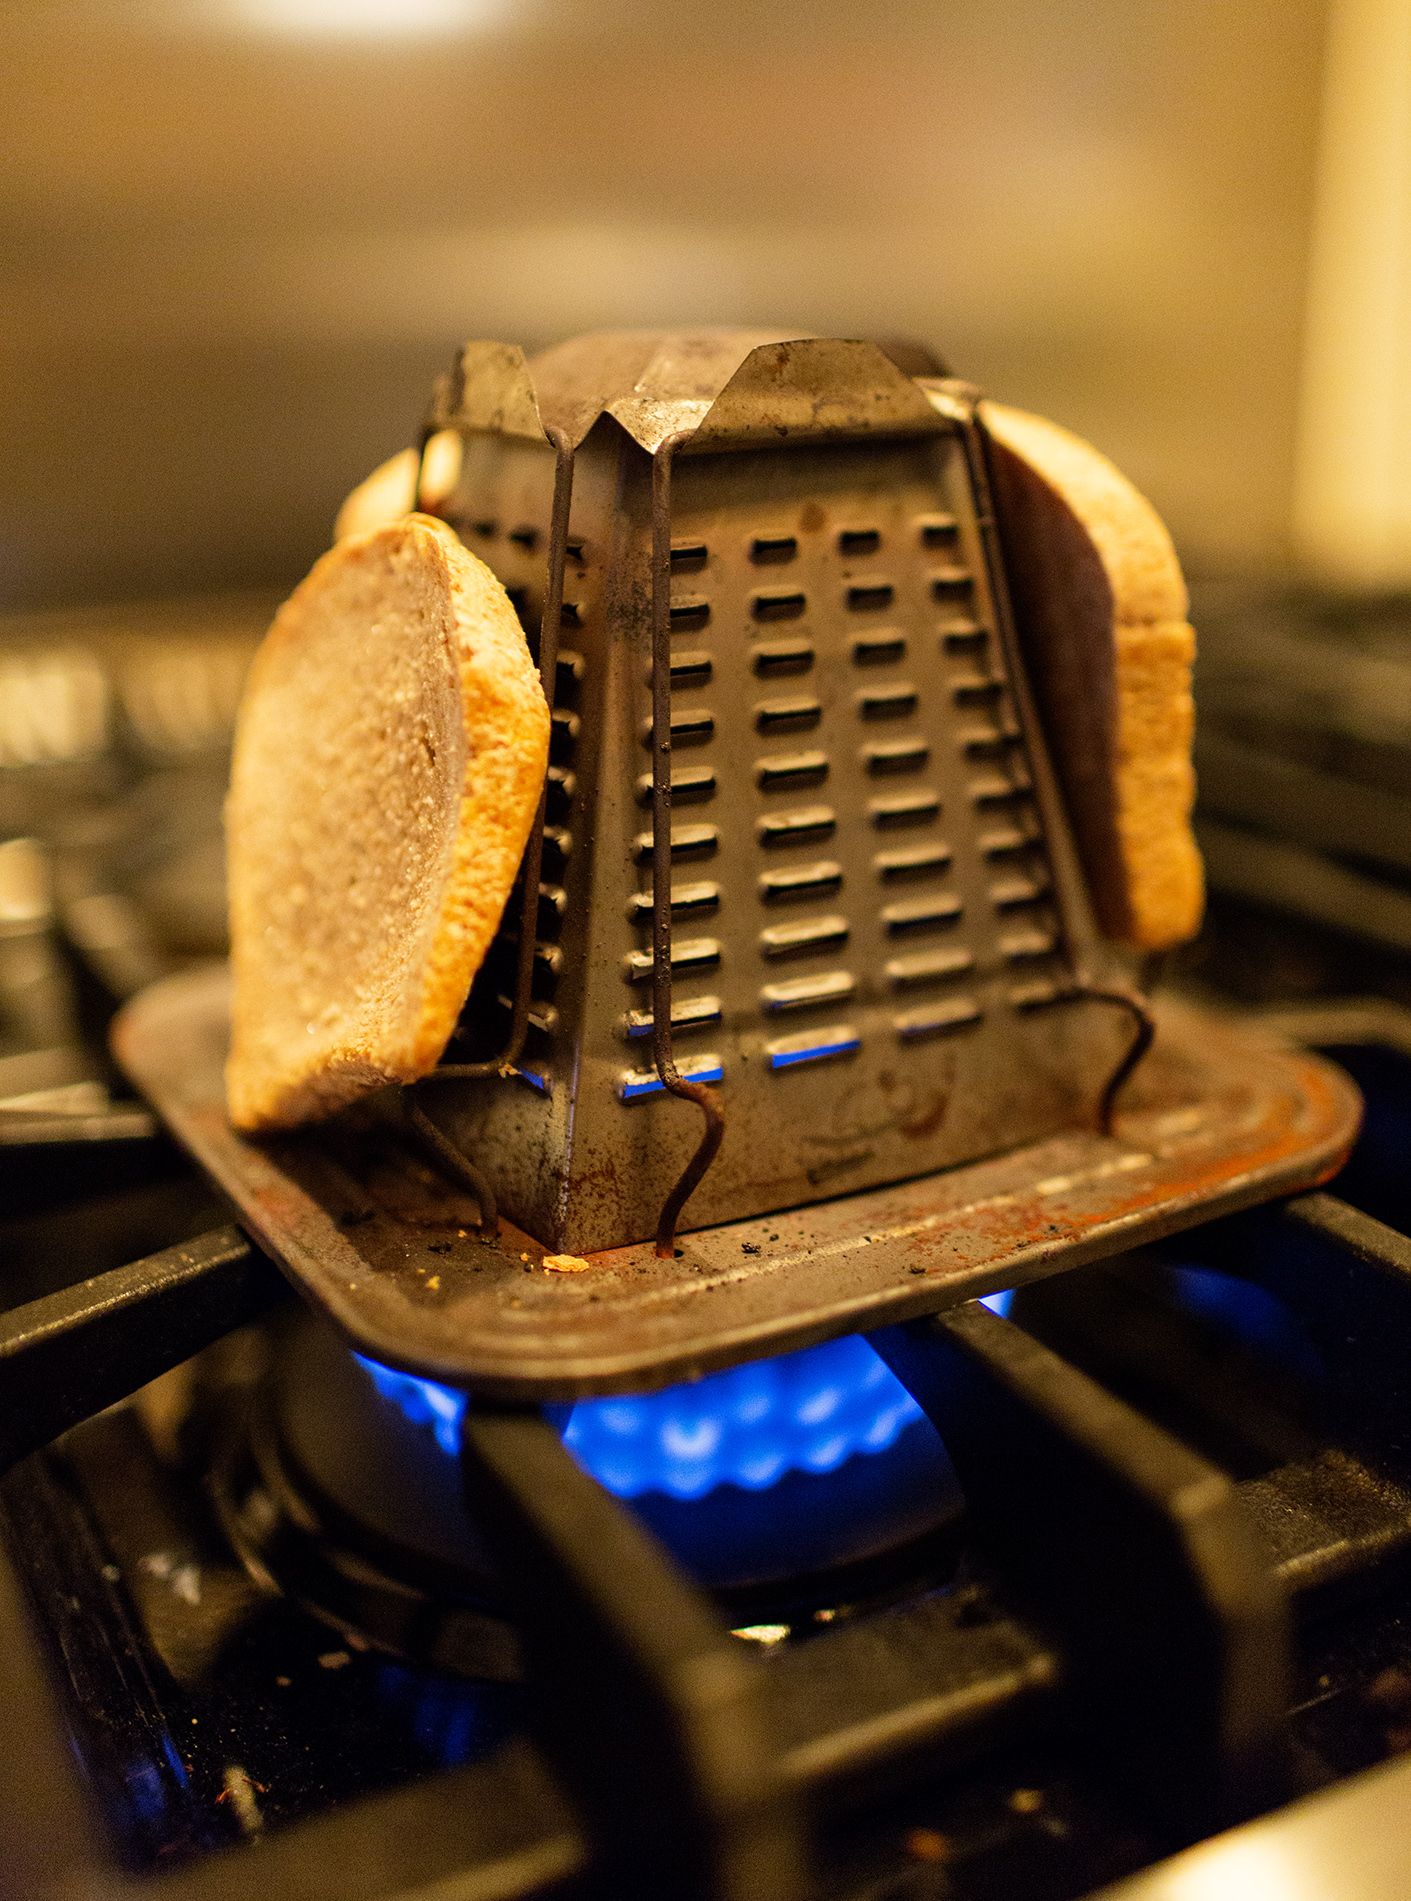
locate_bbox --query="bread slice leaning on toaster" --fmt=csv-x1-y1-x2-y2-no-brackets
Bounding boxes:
225,512,549,1133
980,402,1203,954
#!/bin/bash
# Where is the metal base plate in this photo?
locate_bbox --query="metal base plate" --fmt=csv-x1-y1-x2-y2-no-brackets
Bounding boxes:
113,964,1360,1398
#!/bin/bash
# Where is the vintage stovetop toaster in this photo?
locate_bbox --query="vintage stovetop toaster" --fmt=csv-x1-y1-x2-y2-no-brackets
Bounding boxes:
427,333,1143,1258
115,331,1358,1394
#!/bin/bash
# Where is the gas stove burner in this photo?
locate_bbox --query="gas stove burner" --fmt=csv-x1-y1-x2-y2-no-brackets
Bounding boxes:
207,1306,963,1673
360,1332,927,1499
207,1310,522,1683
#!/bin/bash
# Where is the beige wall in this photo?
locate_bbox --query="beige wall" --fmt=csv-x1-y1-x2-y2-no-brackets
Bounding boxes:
0,1,1328,608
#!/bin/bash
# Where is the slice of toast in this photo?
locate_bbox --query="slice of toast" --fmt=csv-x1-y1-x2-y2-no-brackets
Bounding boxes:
226,513,549,1131
333,430,463,542
981,402,1204,951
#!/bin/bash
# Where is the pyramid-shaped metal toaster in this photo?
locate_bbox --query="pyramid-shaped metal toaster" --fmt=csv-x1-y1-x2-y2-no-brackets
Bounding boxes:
412,331,1140,1256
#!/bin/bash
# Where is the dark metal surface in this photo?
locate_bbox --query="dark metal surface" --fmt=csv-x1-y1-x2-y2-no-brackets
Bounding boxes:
0,1354,1059,1901
112,964,1359,1396
462,1405,807,1901
0,1090,155,1150
0,1224,285,1476
3,1394,584,1900
1200,816,1411,958
1192,587,1411,988
1188,1190,1411,1435
0,1089,161,1223
1005,1193,1411,1621
1249,995,1411,1060
0,1430,585,1901
875,1304,1290,1836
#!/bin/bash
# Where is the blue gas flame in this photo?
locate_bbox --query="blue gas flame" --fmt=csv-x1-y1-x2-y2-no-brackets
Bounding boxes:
355,1332,930,1500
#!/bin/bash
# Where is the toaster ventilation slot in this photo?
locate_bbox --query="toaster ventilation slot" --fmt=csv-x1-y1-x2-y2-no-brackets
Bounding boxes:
753,640,815,677
853,633,907,666
766,1026,862,1070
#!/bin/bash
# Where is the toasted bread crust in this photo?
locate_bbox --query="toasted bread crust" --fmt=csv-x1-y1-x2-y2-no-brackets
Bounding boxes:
226,514,548,1131
333,431,464,542
982,402,1203,951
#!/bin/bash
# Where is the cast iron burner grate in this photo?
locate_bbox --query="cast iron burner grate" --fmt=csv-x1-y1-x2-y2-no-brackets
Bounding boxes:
4,1001,1411,1900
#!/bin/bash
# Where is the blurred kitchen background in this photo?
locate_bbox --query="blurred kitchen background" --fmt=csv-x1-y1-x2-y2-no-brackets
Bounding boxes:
1,0,1410,1107
5,0,1410,604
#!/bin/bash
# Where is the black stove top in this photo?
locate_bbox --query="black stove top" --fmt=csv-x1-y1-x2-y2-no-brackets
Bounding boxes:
6,594,1411,1901
7,1010,1411,1901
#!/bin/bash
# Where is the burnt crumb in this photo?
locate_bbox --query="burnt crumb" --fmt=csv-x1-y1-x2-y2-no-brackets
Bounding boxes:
337,1208,375,1227
908,1264,927,1276
426,1240,453,1255
741,1241,761,1255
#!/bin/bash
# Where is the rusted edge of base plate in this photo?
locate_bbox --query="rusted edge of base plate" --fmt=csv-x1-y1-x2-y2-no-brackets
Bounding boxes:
112,964,1361,1399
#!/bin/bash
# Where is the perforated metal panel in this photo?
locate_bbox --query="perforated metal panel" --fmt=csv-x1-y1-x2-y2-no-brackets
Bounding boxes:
634,433,1075,1094
423,364,1128,1253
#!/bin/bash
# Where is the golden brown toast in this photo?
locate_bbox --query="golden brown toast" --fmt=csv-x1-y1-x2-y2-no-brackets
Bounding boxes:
983,402,1203,951
226,513,548,1131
